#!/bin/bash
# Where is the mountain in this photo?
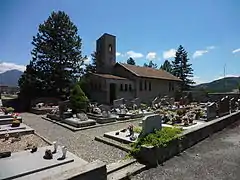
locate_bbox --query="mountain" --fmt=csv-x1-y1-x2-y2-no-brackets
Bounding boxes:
194,76,240,93
0,70,23,87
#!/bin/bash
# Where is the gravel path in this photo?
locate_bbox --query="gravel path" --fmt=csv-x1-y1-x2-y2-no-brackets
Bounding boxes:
21,113,139,164
0,134,49,153
132,120,240,180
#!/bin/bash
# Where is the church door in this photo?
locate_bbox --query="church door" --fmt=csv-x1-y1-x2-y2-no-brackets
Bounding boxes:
109,83,116,104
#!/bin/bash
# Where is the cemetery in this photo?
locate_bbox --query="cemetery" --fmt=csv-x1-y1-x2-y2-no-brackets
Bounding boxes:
2,88,240,179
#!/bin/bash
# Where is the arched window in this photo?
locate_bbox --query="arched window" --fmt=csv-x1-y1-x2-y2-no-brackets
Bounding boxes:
109,44,112,53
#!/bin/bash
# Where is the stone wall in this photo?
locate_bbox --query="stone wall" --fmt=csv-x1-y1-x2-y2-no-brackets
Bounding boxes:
137,111,240,167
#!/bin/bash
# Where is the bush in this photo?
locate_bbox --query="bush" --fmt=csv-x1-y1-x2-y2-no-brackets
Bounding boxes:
5,107,15,114
70,84,89,114
130,127,183,155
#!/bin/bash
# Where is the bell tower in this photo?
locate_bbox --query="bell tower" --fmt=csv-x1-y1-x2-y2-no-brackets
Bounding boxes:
96,33,116,74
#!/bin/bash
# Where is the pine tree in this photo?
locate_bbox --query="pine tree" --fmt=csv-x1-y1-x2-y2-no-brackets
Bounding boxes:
172,45,194,90
18,11,86,100
70,84,89,113
85,51,97,74
127,57,136,65
143,60,158,69
160,60,172,73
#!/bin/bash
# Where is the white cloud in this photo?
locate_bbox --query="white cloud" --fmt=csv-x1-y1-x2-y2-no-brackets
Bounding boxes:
207,46,215,50
163,49,176,59
232,48,240,54
84,56,91,65
0,62,26,73
192,50,208,59
126,51,144,59
192,76,208,85
146,52,157,60
116,52,121,57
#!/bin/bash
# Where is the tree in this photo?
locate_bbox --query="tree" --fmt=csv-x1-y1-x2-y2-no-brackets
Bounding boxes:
84,51,97,74
70,84,89,113
127,57,136,65
172,45,194,90
160,60,172,73
143,60,158,69
18,11,86,100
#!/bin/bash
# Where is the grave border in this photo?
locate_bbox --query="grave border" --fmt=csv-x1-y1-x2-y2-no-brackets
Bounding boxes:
41,116,142,132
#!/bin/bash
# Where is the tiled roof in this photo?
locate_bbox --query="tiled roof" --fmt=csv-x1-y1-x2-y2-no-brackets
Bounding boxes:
92,73,128,80
117,63,182,81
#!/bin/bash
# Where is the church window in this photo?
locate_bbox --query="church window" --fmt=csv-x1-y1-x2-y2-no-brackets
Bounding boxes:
149,82,152,91
125,84,128,91
140,80,143,91
109,44,112,53
129,84,132,91
120,84,123,91
145,80,147,90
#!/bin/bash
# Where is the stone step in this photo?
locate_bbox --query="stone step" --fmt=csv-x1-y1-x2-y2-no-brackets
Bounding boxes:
95,136,131,152
107,162,146,180
107,159,136,175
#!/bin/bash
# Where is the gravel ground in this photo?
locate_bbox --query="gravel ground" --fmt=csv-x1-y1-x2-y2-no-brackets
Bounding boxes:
0,134,49,153
132,120,240,180
21,113,139,164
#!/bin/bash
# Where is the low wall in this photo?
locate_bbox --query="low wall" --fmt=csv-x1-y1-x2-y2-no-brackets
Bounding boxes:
137,111,240,167
46,160,107,180
208,93,240,102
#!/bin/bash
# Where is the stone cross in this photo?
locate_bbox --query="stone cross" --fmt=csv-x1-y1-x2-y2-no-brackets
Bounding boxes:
207,102,217,120
139,114,162,138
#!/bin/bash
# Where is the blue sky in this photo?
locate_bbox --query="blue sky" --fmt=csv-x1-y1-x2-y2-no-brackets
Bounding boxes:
0,0,240,84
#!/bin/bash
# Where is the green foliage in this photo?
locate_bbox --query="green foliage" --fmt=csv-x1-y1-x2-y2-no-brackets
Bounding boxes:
160,60,172,73
140,103,147,109
172,45,194,91
84,51,98,74
127,57,136,65
130,127,183,155
70,84,89,113
176,109,186,116
133,126,142,133
6,107,15,113
143,60,158,69
19,11,86,101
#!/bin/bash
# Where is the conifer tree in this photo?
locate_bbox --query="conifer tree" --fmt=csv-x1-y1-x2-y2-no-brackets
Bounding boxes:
18,11,86,100
160,60,172,73
127,57,136,65
172,45,194,90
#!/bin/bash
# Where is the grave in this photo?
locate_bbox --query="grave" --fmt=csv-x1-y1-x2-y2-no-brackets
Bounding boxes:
139,114,162,137
218,97,230,117
87,112,117,124
104,130,139,144
0,116,23,125
0,146,89,180
230,97,237,113
113,98,125,108
207,102,217,121
63,116,96,128
0,124,34,138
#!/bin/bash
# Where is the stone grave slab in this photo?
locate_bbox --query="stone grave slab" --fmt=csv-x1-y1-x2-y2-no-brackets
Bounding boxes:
113,98,125,108
0,124,34,138
0,116,22,125
104,130,139,144
0,114,12,119
0,146,88,180
63,117,96,128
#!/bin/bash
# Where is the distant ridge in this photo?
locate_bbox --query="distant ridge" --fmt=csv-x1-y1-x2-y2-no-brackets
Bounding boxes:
0,70,23,87
194,76,240,92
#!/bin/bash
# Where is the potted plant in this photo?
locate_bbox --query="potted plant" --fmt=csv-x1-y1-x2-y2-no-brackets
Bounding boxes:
5,107,15,115
11,119,21,127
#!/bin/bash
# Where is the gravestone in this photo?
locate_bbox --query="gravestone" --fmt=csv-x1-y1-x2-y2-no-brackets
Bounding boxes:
218,97,230,117
140,114,162,137
113,98,125,108
131,98,141,107
76,113,88,121
99,104,111,112
229,98,236,113
207,102,217,120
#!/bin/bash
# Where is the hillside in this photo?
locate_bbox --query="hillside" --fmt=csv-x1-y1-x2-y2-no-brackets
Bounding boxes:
194,77,240,92
0,70,23,87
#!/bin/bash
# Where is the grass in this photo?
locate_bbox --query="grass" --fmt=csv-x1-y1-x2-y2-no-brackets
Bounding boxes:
130,127,183,155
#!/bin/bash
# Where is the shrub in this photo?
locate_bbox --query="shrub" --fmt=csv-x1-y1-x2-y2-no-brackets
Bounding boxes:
133,126,142,133
130,127,183,155
70,84,89,114
5,107,15,114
